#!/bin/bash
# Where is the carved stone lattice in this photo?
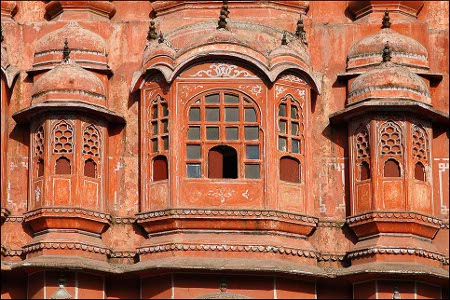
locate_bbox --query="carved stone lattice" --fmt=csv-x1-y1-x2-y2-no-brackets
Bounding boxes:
35,126,45,157
412,125,428,163
355,125,370,159
83,125,100,157
380,121,402,156
53,121,73,154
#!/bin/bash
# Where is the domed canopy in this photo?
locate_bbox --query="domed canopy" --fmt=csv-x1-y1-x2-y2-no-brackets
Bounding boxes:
33,21,109,72
31,61,106,107
348,61,430,105
347,28,429,72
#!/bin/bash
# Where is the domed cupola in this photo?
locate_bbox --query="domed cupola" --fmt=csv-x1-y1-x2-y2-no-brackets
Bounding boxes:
347,11,429,72
348,42,430,105
31,41,106,108
32,21,110,73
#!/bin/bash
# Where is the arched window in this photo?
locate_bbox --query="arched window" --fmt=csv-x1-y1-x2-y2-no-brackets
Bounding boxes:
412,125,428,182
278,95,303,154
208,146,238,179
354,124,370,181
359,161,370,181
149,95,169,153
414,162,426,181
280,156,301,183
84,159,97,178
55,156,71,174
186,91,261,179
153,155,168,181
384,159,401,177
35,126,45,177
37,158,44,177
82,124,101,179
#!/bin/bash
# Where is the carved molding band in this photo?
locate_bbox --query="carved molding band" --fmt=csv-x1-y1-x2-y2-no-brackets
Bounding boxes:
23,242,111,255
109,251,137,258
24,207,112,222
136,208,318,224
347,211,442,226
347,247,449,264
137,242,319,259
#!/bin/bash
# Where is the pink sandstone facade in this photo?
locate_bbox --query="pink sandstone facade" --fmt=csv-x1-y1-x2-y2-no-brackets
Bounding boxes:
1,1,449,299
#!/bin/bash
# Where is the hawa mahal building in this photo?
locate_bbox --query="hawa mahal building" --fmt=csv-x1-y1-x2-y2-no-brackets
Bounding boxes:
1,1,449,299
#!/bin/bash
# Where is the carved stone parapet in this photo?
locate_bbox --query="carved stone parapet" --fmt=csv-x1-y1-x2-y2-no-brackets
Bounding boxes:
1,207,11,224
136,208,318,236
24,207,111,235
346,211,441,239
45,1,116,21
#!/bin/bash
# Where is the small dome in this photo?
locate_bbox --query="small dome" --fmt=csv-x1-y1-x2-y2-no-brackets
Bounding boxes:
347,28,429,72
348,62,430,105
33,21,109,71
31,61,106,107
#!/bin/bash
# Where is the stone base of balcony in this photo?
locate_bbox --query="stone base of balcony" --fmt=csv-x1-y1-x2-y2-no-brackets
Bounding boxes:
24,207,111,235
347,234,448,268
347,211,441,240
23,229,110,261
136,208,318,236
137,230,319,266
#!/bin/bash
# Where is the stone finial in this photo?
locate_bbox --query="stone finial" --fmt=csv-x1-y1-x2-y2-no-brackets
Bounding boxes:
281,31,288,46
147,19,158,41
392,285,401,299
295,14,307,44
50,274,72,299
62,38,71,63
217,0,230,30
382,41,392,62
382,9,391,29
158,31,165,44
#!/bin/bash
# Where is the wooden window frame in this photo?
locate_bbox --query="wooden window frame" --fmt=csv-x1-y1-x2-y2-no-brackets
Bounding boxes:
186,91,261,179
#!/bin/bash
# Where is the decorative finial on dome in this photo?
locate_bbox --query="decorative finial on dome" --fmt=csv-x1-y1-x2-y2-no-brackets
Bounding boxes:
382,9,391,29
392,285,401,299
50,274,72,299
158,31,165,44
217,1,230,30
382,41,392,63
62,38,71,63
281,31,288,46
295,14,307,45
147,19,158,41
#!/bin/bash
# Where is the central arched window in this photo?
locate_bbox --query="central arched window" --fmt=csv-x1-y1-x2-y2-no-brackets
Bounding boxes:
186,91,261,179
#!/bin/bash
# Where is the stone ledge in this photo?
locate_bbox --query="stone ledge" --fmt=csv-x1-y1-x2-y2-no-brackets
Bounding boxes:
347,211,442,225
137,208,318,224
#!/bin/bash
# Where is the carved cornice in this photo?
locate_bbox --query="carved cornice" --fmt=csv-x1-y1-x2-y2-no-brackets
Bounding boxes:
24,207,112,222
137,242,319,259
4,215,24,223
137,208,318,224
347,211,441,226
2,247,24,257
112,217,136,224
23,241,111,255
317,253,346,262
347,247,449,265
317,219,345,228
109,251,137,258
